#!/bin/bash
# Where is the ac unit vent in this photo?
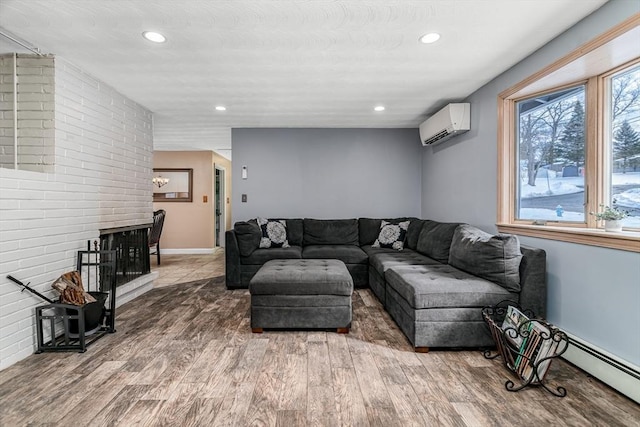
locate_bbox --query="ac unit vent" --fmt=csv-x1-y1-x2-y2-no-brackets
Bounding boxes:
423,129,451,146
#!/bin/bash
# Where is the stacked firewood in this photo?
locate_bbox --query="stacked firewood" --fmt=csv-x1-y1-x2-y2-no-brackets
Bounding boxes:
51,271,96,305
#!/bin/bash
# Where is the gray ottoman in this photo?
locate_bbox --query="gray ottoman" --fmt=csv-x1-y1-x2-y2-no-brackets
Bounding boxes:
249,259,353,333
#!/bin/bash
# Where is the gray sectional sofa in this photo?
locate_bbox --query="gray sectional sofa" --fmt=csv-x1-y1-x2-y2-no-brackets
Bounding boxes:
225,217,546,350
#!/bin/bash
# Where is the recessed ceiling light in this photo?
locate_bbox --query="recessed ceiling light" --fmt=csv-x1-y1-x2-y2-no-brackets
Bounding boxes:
215,106,227,111
419,32,440,44
374,106,385,112
142,31,166,43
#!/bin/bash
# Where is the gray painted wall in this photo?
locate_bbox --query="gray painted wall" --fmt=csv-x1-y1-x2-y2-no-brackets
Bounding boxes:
421,0,640,365
232,128,422,222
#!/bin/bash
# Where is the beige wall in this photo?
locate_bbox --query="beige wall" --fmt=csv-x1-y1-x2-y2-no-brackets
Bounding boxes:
153,150,232,250
153,151,214,250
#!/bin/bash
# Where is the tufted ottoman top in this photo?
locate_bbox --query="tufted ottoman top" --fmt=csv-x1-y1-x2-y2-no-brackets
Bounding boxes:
249,259,353,296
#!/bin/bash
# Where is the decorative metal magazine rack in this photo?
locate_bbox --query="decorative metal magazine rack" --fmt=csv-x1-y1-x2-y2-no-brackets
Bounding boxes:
34,244,117,353
482,301,569,397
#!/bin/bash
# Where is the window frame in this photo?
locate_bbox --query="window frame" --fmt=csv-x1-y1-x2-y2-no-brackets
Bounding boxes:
513,81,590,226
497,14,640,253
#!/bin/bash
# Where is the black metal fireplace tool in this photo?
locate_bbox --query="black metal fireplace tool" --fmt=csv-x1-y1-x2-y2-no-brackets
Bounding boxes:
7,275,55,303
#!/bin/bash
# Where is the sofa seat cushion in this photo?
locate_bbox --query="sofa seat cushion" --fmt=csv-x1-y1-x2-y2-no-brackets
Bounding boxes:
240,246,302,265
302,245,368,265
364,247,440,276
249,259,353,296
385,264,514,310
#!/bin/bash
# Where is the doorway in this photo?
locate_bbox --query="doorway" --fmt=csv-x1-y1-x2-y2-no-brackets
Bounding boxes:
214,165,226,247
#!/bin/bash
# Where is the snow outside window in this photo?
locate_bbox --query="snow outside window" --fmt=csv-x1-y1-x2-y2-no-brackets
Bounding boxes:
606,64,640,229
515,85,587,223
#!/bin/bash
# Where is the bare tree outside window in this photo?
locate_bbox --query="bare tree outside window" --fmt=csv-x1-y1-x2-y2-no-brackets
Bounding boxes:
609,64,640,228
516,86,585,222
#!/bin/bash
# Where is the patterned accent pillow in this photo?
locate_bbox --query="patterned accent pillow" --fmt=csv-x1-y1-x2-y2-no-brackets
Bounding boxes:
372,220,410,251
257,218,290,248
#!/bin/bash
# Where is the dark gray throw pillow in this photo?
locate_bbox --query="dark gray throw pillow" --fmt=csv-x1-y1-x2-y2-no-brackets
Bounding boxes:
448,225,523,292
234,220,261,257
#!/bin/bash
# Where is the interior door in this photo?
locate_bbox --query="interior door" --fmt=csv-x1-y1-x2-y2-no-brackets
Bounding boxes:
215,168,221,247
214,166,226,247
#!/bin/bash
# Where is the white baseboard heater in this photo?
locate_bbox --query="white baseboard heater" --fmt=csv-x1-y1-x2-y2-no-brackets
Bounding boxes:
563,332,640,403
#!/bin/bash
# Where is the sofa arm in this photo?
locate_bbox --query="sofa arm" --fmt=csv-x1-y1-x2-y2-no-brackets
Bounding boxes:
518,245,547,318
225,230,242,289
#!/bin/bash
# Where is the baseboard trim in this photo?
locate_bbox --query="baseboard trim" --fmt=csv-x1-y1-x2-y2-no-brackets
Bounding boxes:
161,248,218,255
563,332,640,403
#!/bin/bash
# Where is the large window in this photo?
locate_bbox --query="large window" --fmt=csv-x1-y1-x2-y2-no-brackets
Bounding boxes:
516,85,587,223
498,16,640,252
606,64,640,229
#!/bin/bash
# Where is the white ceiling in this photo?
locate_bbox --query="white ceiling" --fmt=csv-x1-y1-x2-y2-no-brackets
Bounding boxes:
0,0,609,159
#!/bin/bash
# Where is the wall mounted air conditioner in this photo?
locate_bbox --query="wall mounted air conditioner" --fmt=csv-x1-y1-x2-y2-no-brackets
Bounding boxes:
419,103,470,146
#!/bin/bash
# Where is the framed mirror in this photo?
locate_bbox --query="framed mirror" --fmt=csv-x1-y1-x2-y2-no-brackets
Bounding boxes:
152,168,193,202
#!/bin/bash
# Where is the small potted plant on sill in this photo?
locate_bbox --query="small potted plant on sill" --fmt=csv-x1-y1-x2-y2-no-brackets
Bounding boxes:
590,200,629,232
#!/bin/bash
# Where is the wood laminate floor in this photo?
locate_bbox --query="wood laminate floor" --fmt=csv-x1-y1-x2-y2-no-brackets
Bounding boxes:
0,253,638,426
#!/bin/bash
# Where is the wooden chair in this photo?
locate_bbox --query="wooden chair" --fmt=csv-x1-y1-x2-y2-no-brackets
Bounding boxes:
149,209,166,264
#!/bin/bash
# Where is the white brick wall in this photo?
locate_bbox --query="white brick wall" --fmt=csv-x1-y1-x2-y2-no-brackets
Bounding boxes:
0,56,153,370
17,55,55,172
0,54,16,169
0,54,56,172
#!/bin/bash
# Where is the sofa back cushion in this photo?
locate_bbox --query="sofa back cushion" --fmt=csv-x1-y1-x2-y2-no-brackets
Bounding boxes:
235,218,303,256
303,218,359,245
234,220,261,257
359,218,383,246
405,219,425,250
416,220,462,263
448,224,523,292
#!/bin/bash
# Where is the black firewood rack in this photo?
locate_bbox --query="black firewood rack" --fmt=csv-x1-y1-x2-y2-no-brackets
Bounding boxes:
8,244,119,353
